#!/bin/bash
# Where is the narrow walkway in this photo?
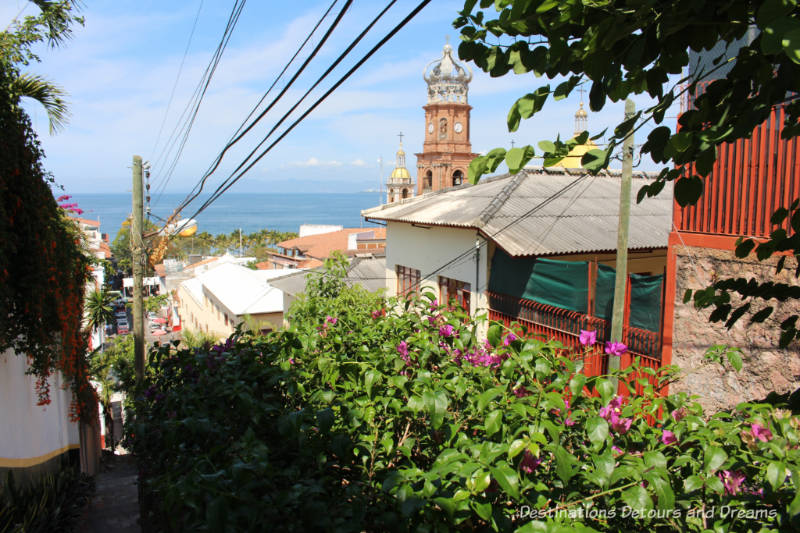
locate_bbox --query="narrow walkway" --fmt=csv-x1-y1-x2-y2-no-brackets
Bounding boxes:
84,453,140,532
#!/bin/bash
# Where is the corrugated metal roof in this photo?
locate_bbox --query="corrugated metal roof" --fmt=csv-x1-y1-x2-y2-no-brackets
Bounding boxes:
269,255,387,296
362,166,673,256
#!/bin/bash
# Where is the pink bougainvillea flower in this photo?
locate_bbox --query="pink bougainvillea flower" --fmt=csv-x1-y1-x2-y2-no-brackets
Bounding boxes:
429,299,438,311
56,194,71,202
661,430,677,445
671,407,686,422
564,417,576,427
288,358,296,365
371,309,382,319
611,445,624,456
503,333,518,346
750,423,773,442
718,470,746,496
519,450,542,474
325,315,337,325
604,341,627,357
438,324,454,338
610,414,632,434
396,341,409,357
579,329,597,346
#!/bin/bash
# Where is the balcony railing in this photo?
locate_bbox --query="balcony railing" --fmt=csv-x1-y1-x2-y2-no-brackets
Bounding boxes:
487,291,664,396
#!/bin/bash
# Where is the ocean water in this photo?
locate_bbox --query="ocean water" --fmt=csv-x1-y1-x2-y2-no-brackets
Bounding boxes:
69,192,386,237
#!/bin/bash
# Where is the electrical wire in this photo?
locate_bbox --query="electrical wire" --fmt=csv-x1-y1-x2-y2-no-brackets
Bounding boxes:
151,0,247,203
149,0,205,166
183,0,431,224
174,0,349,214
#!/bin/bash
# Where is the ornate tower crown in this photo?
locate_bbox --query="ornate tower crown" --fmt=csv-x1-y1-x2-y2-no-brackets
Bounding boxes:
423,39,472,105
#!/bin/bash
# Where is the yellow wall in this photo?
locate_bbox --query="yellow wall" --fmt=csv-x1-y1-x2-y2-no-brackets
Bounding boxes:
177,285,232,339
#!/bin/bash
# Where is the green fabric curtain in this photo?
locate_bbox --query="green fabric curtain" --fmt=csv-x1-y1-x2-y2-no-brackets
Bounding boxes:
489,250,663,332
489,250,588,313
595,264,616,323
629,273,663,332
592,265,663,332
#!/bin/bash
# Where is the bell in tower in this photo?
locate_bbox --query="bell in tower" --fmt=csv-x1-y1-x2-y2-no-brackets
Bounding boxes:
416,39,479,195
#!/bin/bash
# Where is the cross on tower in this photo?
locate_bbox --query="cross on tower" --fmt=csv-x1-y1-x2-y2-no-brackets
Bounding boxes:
577,84,586,103
398,131,404,144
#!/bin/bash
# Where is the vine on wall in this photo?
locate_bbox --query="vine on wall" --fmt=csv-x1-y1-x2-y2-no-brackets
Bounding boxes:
0,63,95,422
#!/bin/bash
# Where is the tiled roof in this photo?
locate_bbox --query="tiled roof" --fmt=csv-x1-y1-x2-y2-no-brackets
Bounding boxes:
70,217,101,227
276,227,386,260
362,166,672,256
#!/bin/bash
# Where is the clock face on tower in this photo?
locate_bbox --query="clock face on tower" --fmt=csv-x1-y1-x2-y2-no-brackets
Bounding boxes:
428,122,434,134
454,122,463,133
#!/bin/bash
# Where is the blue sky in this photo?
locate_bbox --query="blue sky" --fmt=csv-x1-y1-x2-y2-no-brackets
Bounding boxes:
2,0,674,204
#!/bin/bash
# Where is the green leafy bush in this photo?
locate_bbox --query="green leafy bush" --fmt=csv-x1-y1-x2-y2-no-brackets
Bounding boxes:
130,263,800,532
0,468,94,533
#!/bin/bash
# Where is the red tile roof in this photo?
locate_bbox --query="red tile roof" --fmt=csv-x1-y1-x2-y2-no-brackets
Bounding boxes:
276,228,386,261
70,217,101,227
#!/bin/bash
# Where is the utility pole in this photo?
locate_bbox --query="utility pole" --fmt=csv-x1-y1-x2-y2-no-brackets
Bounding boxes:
608,99,635,377
131,155,145,383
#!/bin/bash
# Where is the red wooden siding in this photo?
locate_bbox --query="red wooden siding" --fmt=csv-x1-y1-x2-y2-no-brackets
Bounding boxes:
676,88,800,238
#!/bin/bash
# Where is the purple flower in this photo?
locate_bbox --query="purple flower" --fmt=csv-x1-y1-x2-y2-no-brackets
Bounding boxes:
750,423,773,442
564,417,576,427
519,450,542,474
579,329,597,346
439,324,454,338
612,445,624,456
718,470,746,496
503,333,518,346
671,407,686,422
661,430,677,445
397,341,409,357
429,299,438,312
289,358,296,365
325,315,337,325
610,414,632,434
604,341,627,357
371,309,384,319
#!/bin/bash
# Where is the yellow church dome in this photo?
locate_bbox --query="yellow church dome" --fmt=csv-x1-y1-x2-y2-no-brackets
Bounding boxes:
391,167,411,179
561,137,597,169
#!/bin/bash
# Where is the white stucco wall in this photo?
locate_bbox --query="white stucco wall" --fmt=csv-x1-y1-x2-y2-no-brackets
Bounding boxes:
0,349,80,469
385,222,489,333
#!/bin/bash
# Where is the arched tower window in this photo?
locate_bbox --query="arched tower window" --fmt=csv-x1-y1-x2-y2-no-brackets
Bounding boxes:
423,170,433,190
438,117,448,140
452,170,463,187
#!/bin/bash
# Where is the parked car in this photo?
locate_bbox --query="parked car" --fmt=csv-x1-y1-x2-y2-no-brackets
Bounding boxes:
116,319,129,335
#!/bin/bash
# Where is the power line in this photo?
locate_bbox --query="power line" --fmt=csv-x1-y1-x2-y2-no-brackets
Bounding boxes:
151,0,247,203
183,0,431,224
149,0,205,165
174,0,350,214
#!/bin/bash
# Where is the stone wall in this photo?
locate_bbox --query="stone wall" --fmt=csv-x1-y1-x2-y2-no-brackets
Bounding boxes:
670,245,800,412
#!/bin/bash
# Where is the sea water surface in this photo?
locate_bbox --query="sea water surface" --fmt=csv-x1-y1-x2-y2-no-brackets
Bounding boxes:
69,192,387,237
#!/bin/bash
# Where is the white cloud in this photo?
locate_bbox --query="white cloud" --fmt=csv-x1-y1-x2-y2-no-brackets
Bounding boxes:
287,157,343,168
350,159,368,167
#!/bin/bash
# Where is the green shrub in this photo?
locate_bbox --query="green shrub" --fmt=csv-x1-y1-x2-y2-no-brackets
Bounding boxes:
0,468,94,533
129,262,800,532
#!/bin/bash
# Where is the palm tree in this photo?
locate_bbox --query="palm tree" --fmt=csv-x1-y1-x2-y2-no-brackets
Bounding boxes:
10,73,69,133
85,288,115,350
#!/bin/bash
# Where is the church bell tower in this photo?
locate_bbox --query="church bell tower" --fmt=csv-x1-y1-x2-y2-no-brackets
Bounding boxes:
416,39,478,195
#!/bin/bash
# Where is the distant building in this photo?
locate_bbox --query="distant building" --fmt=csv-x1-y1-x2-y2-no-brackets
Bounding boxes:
386,137,414,203
258,225,385,270
176,262,285,337
416,41,478,194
